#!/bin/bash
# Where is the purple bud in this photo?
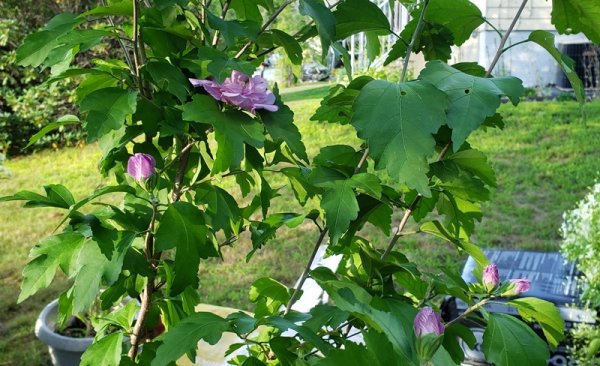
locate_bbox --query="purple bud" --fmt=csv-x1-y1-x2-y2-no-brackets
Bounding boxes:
189,70,278,113
482,264,499,291
414,307,445,337
127,153,156,181
502,278,531,297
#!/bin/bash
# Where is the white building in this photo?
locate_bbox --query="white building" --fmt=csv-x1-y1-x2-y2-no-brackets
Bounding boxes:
345,0,594,88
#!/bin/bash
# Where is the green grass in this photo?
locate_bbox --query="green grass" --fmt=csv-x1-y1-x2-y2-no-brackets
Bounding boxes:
1,89,599,364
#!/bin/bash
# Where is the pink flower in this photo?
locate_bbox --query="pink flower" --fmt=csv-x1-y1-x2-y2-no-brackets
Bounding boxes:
127,153,156,181
482,264,499,291
502,278,531,297
189,70,278,114
414,307,445,337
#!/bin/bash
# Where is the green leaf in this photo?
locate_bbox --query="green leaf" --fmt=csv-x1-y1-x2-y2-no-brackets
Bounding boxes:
482,313,549,366
80,0,133,16
260,87,308,162
230,0,264,22
0,184,75,209
316,280,418,365
207,12,260,47
321,181,360,245
424,0,484,45
152,312,232,366
155,202,209,295
195,184,242,237
263,316,332,355
365,31,381,63
16,13,82,67
80,88,138,142
507,297,565,349
183,95,265,173
71,232,135,314
281,167,315,206
270,30,303,65
436,192,482,238
447,149,496,187
551,0,600,43
19,232,85,302
420,220,488,267
314,336,402,366
311,76,373,125
299,0,336,60
25,115,80,149
333,0,391,39
351,80,448,196
528,30,585,105
249,277,290,317
419,60,523,151
207,58,256,83
80,332,123,366
145,60,191,103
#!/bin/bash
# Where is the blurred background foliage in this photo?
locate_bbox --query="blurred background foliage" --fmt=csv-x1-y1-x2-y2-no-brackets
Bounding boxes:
0,0,117,157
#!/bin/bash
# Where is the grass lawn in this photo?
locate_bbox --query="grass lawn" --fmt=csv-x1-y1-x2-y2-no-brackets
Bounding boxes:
1,84,599,364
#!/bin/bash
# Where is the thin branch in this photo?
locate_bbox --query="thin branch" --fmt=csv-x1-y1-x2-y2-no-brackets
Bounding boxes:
446,298,489,328
235,0,294,58
380,142,451,260
171,139,193,202
284,228,328,314
128,200,158,359
400,0,428,83
211,0,234,47
132,0,141,77
485,0,528,77
157,140,196,176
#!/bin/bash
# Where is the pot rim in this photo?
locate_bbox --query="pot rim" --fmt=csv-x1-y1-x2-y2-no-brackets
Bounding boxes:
35,299,94,352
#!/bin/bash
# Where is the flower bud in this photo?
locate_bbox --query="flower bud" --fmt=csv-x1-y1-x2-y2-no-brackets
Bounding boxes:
414,307,445,362
127,153,156,181
502,278,531,297
482,264,499,292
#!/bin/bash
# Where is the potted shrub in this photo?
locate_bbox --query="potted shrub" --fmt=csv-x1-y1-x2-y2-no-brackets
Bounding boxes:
35,299,94,366
2,0,596,365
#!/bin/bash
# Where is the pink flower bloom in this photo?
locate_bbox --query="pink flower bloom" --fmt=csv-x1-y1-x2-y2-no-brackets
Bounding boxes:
482,264,500,291
127,153,156,181
414,307,445,337
189,70,278,114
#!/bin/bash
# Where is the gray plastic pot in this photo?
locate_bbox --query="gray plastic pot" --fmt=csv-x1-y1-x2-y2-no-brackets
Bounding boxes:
35,299,93,366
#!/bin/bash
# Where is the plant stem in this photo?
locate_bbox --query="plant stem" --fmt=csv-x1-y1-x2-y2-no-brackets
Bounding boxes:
128,200,158,359
400,0,428,83
485,0,528,77
132,0,141,77
235,0,294,59
284,228,328,314
157,140,195,176
501,39,530,54
445,298,489,328
171,139,193,202
211,0,233,46
380,142,450,260
482,17,503,39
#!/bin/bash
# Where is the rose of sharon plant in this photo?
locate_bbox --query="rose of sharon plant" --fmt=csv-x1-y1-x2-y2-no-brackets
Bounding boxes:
1,0,596,365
